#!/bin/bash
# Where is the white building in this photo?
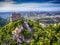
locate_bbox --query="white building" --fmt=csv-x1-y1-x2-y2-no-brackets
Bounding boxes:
39,23,46,27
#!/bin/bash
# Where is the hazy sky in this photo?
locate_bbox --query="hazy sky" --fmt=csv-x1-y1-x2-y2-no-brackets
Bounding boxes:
0,0,60,12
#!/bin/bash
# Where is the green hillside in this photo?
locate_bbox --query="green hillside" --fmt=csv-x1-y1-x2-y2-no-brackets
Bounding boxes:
0,20,22,44
0,18,9,28
0,20,60,45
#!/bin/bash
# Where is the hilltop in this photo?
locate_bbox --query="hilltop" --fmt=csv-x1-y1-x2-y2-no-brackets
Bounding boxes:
0,19,60,45
0,20,22,44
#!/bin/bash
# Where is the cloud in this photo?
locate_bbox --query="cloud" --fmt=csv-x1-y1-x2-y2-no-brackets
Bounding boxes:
0,2,60,12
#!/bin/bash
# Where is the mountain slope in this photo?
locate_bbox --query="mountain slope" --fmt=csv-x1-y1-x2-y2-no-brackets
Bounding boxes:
0,19,60,45
0,17,8,28
0,20,22,44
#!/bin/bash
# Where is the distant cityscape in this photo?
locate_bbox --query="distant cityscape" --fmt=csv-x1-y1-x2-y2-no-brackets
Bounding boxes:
0,11,60,24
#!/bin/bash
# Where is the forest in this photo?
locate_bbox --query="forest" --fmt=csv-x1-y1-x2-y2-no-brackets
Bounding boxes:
0,20,60,45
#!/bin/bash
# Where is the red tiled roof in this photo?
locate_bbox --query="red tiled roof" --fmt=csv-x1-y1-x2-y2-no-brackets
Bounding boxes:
10,13,21,21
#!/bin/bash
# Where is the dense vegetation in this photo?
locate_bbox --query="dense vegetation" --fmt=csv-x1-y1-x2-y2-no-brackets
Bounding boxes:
0,18,9,28
0,20,60,45
21,29,31,39
0,20,22,45
28,20,60,45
